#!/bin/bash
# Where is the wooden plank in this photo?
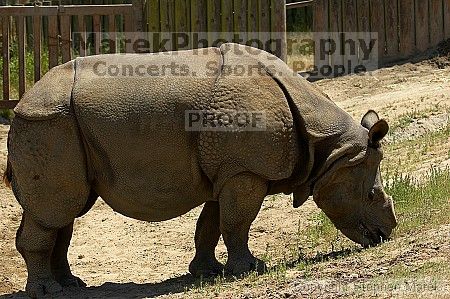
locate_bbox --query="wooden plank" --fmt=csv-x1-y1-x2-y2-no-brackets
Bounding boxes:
124,13,134,52
48,15,59,68
78,15,87,56
248,0,258,42
160,0,175,32
313,0,329,77
16,16,26,98
329,0,343,69
190,0,208,50
342,0,358,71
132,0,144,32
415,0,429,52
357,0,371,64
258,0,270,44
148,0,161,52
445,0,450,39
384,0,399,59
191,0,207,31
108,15,116,54
60,15,72,63
175,0,190,49
370,0,386,64
93,14,101,54
222,0,234,42
207,0,221,46
271,0,286,60
357,0,370,34
398,0,415,58
33,15,42,82
0,6,58,16
234,0,247,43
148,0,161,32
58,5,133,16
0,100,19,109
160,0,175,50
313,0,328,32
286,0,315,9
429,0,444,47
2,16,10,101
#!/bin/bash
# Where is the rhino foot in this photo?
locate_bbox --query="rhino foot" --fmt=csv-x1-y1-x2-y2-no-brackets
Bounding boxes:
225,256,267,277
26,278,63,299
189,254,224,277
56,274,87,288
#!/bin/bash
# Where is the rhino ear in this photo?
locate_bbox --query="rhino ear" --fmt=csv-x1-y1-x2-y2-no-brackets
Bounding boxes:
361,110,389,147
293,186,311,208
369,119,389,145
361,110,380,130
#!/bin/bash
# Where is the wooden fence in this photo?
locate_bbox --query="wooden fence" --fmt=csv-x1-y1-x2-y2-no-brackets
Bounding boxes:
313,0,450,67
0,4,142,107
146,0,287,59
3,0,450,107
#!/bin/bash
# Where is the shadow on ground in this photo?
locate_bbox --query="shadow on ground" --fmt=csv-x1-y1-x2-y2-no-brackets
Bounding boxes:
0,274,198,299
0,248,362,299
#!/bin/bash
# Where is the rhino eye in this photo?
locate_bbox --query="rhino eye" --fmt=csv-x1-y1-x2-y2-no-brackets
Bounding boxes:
368,188,375,200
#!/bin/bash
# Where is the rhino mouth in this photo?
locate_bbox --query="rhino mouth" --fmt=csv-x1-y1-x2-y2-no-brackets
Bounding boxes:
340,223,390,248
359,223,390,247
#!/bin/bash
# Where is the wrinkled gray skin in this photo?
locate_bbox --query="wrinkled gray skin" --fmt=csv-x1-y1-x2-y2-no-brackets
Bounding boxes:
4,43,397,298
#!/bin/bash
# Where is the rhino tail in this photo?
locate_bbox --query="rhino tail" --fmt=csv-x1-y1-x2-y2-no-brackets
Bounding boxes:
3,158,12,189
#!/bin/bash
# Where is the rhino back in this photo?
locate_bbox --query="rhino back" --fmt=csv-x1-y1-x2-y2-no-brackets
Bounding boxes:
71,49,221,220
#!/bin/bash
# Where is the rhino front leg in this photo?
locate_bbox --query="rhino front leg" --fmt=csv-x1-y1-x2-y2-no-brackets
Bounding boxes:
16,212,63,298
219,173,267,276
51,222,86,288
189,201,224,277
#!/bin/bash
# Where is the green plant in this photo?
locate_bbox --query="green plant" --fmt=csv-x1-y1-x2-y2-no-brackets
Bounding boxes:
384,167,450,236
1,42,50,101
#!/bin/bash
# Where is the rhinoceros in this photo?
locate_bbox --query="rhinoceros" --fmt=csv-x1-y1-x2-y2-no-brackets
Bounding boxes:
4,43,397,298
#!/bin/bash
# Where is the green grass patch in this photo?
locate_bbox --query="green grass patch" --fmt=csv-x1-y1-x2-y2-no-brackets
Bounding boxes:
385,260,450,280
383,122,450,173
0,44,50,101
384,168,450,237
389,104,449,133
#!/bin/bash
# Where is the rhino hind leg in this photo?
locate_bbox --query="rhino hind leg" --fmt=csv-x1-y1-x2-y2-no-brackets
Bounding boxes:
189,201,224,277
8,116,91,297
16,212,63,298
50,191,98,287
219,173,267,276
51,222,86,288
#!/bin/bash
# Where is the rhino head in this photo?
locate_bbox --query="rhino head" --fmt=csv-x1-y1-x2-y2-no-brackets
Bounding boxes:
310,110,397,247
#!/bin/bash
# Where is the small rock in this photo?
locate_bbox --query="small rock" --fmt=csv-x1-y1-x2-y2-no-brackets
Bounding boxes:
78,254,85,259
348,273,359,279
378,267,389,274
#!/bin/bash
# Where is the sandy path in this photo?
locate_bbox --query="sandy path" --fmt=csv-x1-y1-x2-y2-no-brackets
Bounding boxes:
0,59,449,298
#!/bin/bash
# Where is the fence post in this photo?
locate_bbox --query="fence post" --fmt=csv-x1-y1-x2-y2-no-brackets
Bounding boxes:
2,16,10,102
445,0,450,39
271,0,287,61
313,0,329,76
132,0,144,32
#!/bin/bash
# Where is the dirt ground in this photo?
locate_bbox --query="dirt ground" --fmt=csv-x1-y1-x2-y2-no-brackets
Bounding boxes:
0,53,449,298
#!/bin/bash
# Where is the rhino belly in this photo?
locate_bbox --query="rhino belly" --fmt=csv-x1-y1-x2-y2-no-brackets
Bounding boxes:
79,116,213,221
